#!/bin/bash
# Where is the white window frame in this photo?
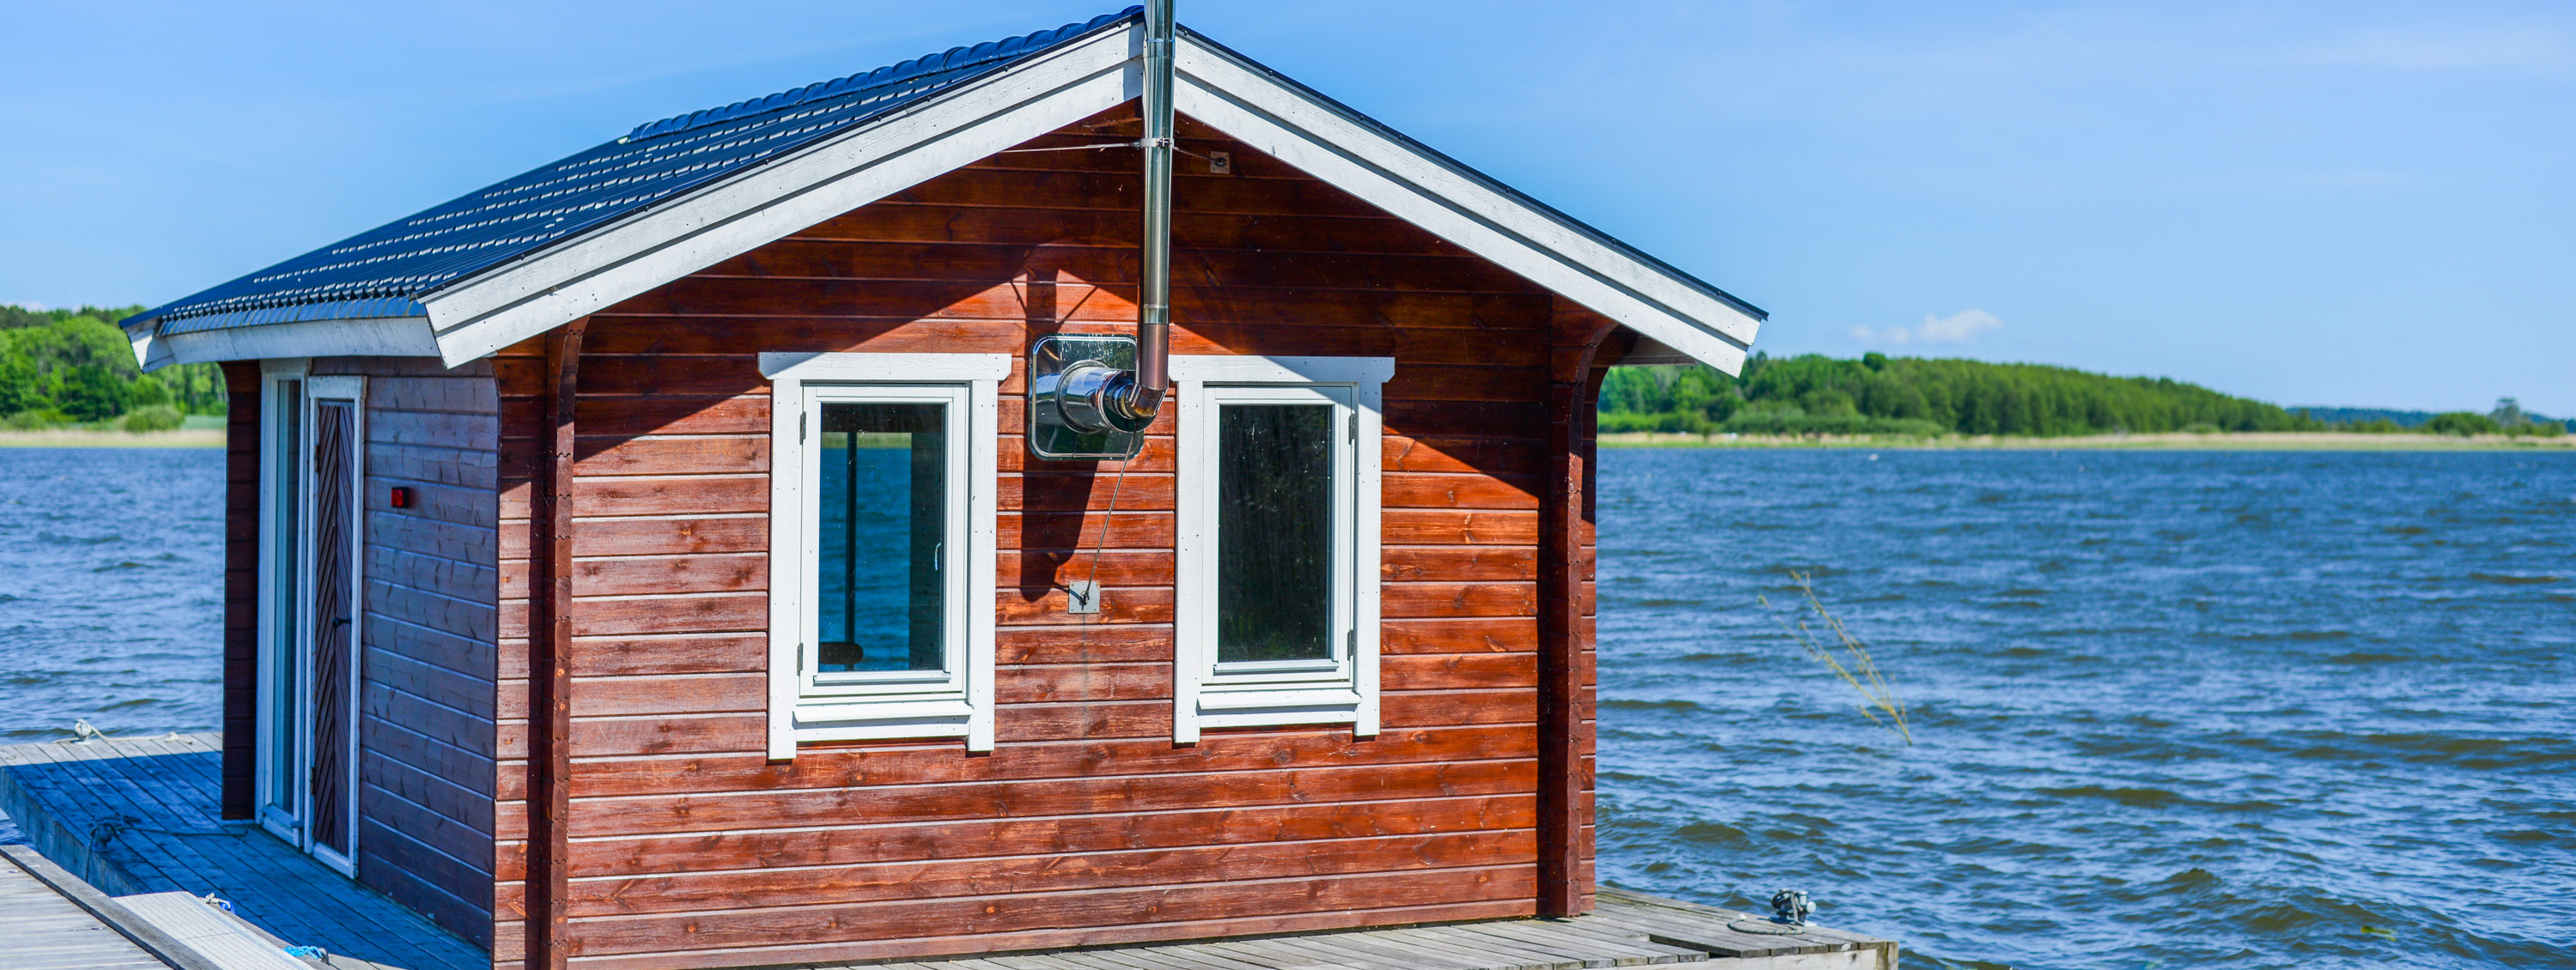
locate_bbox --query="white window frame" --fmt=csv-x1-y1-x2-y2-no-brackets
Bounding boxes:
1171,355,1393,743
762,352,1006,759
254,359,307,846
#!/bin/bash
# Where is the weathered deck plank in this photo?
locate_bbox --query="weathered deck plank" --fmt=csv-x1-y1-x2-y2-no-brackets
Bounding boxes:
4,734,1895,970
0,735,485,970
782,891,1895,970
0,850,167,970
55,738,456,969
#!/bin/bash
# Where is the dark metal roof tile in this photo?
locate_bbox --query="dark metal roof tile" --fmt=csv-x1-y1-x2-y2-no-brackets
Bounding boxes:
131,7,1141,334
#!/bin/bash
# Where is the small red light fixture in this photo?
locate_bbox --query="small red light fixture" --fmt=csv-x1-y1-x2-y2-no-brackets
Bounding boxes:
389,487,413,508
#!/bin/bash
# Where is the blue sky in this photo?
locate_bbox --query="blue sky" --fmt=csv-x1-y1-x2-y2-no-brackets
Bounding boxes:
3,1,2569,414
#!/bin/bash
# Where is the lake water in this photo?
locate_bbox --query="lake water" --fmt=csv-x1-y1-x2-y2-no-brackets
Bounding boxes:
0,447,228,844
0,446,2568,967
1596,449,2574,968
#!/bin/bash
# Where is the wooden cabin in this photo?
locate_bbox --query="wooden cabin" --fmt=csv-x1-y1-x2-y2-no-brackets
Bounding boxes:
122,7,1764,969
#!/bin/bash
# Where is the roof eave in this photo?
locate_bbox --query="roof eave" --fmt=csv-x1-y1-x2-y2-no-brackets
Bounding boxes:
122,296,436,369
368,13,1762,375
1169,28,1762,373
412,17,1144,367
1178,28,1765,326
129,315,441,372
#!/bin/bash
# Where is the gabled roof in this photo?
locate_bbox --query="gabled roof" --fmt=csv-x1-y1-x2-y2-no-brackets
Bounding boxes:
127,8,1765,373
125,9,1133,344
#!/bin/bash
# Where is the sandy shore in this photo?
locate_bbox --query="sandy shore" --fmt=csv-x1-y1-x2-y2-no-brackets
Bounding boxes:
1601,431,2576,451
0,428,226,448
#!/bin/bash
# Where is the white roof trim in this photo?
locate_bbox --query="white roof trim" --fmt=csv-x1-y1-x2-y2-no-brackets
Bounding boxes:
417,23,1141,367
1170,34,1757,373
413,20,1760,373
132,316,440,372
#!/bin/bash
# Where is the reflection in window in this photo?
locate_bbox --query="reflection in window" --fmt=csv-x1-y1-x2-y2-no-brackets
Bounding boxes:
816,402,946,672
1216,403,1335,664
264,379,301,815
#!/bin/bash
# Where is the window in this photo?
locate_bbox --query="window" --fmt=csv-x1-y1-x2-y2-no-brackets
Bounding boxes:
762,352,1007,758
1172,355,1393,743
814,399,951,675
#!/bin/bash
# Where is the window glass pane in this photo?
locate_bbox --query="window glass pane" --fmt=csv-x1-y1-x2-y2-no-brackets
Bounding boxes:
265,381,301,814
1217,403,1335,664
816,401,946,672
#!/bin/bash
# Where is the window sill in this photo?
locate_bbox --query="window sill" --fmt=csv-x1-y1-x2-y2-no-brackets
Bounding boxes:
1193,685,1364,731
793,696,975,743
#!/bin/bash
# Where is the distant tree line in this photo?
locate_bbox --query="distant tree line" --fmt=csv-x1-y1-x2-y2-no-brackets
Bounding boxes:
2,305,226,431
2287,403,2573,435
1599,352,2567,439
2392,397,2572,438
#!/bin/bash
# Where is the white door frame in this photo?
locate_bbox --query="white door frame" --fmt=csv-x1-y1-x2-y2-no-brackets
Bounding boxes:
254,361,364,876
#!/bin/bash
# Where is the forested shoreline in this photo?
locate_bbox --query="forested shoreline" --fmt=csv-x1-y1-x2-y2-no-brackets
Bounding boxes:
3,307,2561,442
2,305,225,431
1600,353,2567,439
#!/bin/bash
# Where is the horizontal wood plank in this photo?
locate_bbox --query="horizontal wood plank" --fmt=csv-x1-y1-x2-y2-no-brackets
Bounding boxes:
562,867,1537,956
568,830,1532,916
567,724,1534,798
556,794,1532,879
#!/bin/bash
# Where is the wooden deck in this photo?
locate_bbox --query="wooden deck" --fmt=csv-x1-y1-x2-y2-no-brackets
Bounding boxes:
0,733,484,970
0,845,167,970
798,888,1895,970
0,733,1895,970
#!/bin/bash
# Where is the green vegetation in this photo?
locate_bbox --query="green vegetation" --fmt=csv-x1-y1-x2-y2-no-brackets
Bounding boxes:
1,304,227,430
1601,352,2566,440
2415,398,2567,438
1763,572,1910,745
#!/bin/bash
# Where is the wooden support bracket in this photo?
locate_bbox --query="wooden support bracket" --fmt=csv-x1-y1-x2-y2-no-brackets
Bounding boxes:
1539,300,1631,917
524,318,585,970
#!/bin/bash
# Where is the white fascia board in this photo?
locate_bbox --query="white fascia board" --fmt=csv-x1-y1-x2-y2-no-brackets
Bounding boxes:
419,25,1139,367
129,325,175,371
129,317,441,372
1171,37,1759,375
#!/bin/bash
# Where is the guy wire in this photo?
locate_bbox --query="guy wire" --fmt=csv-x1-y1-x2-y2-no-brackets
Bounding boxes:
1077,453,1134,657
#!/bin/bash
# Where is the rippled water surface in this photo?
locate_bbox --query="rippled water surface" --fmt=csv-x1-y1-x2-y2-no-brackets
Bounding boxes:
0,447,225,737
0,448,226,841
1595,449,2575,968
1,446,2570,967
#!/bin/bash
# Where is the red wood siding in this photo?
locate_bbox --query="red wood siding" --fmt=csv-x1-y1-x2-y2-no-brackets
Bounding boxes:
314,356,502,948
495,106,1604,970
221,361,261,820
496,342,539,967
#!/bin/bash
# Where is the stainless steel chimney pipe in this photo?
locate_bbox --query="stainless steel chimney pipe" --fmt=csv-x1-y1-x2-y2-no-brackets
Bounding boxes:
1103,0,1176,428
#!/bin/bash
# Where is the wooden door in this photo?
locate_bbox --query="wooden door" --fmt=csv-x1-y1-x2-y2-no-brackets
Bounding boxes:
257,371,362,875
307,397,358,863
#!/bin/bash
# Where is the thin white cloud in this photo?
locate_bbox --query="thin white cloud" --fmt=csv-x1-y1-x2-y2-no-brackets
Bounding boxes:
2293,25,2574,74
1854,309,2004,348
1919,308,2004,343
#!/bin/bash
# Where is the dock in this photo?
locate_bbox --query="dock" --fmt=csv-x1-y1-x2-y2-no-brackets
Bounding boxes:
0,733,483,970
849,889,1894,970
0,845,167,970
2,734,1895,970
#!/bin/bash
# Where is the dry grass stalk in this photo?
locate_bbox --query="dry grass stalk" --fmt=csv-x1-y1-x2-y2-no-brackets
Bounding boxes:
1761,572,1912,744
